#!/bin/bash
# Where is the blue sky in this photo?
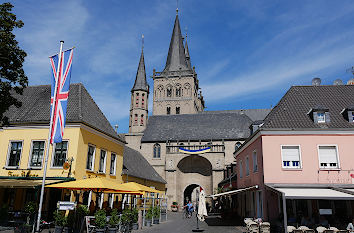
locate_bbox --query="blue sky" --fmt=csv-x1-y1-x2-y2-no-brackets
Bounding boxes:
11,0,354,133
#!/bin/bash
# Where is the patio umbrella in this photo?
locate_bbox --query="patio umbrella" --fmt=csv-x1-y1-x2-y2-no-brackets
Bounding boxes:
197,187,208,221
46,177,143,194
116,182,163,194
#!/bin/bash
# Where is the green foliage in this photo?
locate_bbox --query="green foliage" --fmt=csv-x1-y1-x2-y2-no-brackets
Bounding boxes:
108,208,120,226
0,2,28,125
53,211,66,227
94,209,107,229
76,204,89,217
172,201,178,206
145,208,153,220
131,208,138,223
152,206,160,218
66,211,75,227
24,201,37,214
121,209,132,225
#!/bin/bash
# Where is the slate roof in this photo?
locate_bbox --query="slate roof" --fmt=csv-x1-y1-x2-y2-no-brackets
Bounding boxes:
131,49,149,92
122,146,166,184
141,112,258,142
4,83,125,142
200,109,271,122
261,85,354,129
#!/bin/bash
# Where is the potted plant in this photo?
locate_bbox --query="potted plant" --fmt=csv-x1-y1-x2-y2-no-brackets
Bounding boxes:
75,205,89,232
144,208,152,227
171,202,178,212
63,211,75,233
121,209,131,233
53,210,66,233
24,201,37,226
107,209,119,233
152,206,160,224
131,208,139,230
94,209,107,233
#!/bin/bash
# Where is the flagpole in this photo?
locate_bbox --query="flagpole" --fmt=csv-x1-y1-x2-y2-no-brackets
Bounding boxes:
36,41,64,232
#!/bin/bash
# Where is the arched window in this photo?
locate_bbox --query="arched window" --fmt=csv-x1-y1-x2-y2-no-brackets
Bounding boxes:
157,85,164,98
184,83,191,97
176,84,181,97
135,93,139,107
235,142,242,151
140,114,144,126
167,106,171,115
176,106,180,114
153,144,161,158
134,114,138,125
141,94,145,108
167,85,172,97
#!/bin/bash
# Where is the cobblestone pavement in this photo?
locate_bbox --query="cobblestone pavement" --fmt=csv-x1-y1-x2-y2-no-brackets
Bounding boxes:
135,212,245,233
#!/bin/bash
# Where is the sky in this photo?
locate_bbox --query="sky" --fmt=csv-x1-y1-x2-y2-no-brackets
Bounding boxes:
10,0,354,133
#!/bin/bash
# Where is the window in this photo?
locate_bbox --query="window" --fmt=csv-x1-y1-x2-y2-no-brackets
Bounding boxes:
281,145,301,168
29,141,45,167
253,150,258,172
98,149,107,173
317,112,325,123
134,114,138,125
167,107,171,115
239,160,243,178
135,93,139,107
153,144,161,158
7,141,23,167
176,107,180,114
235,142,242,151
352,112,354,122
176,86,181,97
52,141,68,167
86,145,95,170
318,145,339,169
245,156,250,176
140,114,144,126
167,86,172,97
110,153,117,175
142,94,145,108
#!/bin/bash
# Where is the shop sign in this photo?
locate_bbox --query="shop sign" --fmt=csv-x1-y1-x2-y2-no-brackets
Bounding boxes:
319,209,332,215
57,201,76,210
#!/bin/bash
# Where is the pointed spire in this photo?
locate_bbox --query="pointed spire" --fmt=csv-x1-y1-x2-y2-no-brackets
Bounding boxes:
132,35,149,92
163,14,190,72
185,31,191,69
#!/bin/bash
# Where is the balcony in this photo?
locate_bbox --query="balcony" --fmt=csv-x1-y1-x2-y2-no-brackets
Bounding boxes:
166,144,225,154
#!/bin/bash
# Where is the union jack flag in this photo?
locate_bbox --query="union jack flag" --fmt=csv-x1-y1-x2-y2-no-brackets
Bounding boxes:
49,48,74,144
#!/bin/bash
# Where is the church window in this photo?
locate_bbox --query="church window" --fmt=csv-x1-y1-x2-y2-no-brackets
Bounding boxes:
153,144,161,158
157,85,164,98
167,86,172,97
184,83,191,96
140,114,144,126
135,93,139,107
142,94,145,108
134,114,138,125
167,107,171,115
176,107,180,114
176,85,181,97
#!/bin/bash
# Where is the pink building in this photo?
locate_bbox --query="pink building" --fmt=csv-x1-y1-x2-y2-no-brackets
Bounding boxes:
234,84,354,231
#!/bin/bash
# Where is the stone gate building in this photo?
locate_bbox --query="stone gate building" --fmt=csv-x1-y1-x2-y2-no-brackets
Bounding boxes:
124,11,270,208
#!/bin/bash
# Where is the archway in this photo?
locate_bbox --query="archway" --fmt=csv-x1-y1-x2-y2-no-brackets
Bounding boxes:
183,184,201,205
177,155,212,176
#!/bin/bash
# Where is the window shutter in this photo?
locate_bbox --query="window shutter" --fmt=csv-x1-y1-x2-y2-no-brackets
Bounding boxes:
282,146,300,162
319,146,338,165
325,112,331,123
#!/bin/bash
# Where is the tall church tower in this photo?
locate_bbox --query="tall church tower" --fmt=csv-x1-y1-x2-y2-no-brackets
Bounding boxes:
129,41,149,133
152,11,205,115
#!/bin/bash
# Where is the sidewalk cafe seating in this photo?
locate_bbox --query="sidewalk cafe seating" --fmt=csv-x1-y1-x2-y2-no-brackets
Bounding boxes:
259,222,270,233
299,225,315,232
317,227,334,233
329,227,349,233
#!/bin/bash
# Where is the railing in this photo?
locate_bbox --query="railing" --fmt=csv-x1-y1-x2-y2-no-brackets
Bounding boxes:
166,144,225,154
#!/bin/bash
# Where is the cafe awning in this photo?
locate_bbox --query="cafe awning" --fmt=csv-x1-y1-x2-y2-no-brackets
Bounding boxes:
207,185,258,198
275,187,354,200
0,179,65,188
116,182,164,194
46,177,143,194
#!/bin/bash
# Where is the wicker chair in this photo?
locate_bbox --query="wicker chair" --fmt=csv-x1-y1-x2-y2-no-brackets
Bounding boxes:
259,222,270,233
247,222,259,233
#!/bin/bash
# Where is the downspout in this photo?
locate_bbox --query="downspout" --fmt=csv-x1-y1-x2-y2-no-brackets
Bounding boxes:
281,192,288,233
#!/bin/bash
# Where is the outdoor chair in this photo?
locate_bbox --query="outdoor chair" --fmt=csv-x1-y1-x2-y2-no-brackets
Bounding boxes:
247,222,259,233
287,226,296,232
317,227,328,233
259,222,270,233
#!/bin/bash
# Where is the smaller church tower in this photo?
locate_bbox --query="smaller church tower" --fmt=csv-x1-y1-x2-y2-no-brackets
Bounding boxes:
129,37,149,133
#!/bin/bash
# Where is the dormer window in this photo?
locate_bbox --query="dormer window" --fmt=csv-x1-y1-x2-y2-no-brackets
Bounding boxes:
341,106,354,123
352,112,354,122
317,112,325,123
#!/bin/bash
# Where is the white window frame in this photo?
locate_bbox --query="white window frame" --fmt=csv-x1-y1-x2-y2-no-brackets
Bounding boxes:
110,153,117,175
253,150,258,172
281,145,302,169
28,140,46,169
317,112,326,123
239,160,243,178
317,144,340,170
51,140,69,168
245,156,250,176
86,144,96,171
352,112,354,122
98,149,107,173
6,140,24,169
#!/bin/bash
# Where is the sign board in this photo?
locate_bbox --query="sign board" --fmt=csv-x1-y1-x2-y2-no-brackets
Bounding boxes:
57,201,76,211
319,209,332,215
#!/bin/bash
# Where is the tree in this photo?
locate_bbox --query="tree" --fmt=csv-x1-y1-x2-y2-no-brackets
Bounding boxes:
0,2,27,125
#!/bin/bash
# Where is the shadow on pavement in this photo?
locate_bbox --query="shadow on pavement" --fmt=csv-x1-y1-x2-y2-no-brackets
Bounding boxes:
204,215,239,226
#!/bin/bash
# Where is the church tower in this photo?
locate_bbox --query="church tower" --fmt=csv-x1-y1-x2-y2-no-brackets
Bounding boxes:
152,11,205,115
129,40,149,133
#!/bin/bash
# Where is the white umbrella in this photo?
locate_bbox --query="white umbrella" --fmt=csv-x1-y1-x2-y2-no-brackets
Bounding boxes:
197,188,208,221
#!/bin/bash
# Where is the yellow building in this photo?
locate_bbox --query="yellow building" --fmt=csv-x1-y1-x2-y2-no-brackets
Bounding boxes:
0,83,125,219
